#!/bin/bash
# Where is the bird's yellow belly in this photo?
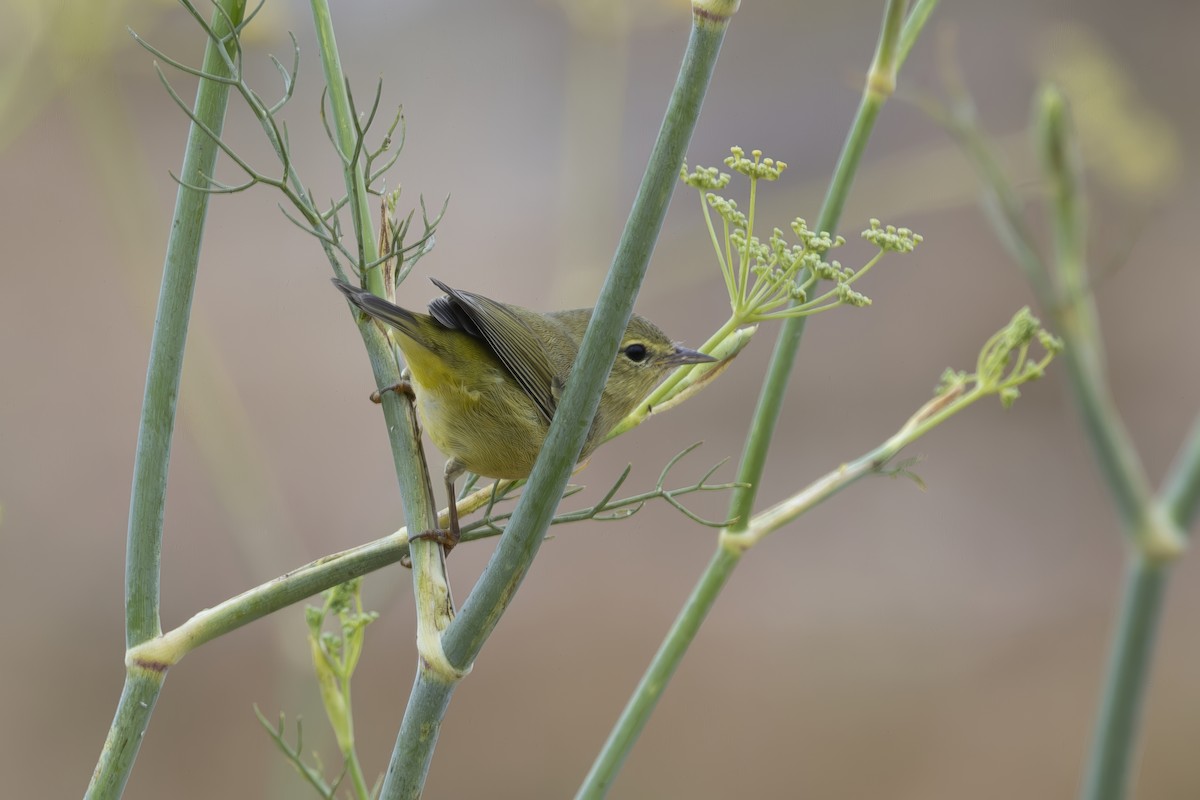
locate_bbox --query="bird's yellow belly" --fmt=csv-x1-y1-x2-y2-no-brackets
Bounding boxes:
412,369,546,480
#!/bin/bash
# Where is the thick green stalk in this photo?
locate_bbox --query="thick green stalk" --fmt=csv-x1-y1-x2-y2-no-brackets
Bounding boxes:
1081,555,1169,800
379,675,456,798
89,1,245,796
945,84,1190,798
378,6,735,798
87,670,167,800
124,0,244,650
442,0,732,669
1056,345,1159,544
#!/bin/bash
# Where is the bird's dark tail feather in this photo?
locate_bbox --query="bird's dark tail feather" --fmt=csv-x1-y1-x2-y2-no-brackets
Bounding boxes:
331,278,423,339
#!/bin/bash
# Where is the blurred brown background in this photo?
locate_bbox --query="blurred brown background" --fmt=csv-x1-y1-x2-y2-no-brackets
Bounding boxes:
2,0,1198,797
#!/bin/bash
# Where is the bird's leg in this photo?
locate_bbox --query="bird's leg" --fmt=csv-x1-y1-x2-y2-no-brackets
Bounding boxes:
409,461,463,554
443,464,462,551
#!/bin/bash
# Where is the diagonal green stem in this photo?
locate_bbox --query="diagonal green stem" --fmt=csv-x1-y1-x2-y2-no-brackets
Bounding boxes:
441,2,731,671
88,2,246,796
583,373,1007,800
1035,88,1160,550
726,0,922,532
578,2,938,794
378,6,735,799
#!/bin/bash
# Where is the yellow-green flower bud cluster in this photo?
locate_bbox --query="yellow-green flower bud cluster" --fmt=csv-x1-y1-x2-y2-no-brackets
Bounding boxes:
724,146,788,181
862,218,923,253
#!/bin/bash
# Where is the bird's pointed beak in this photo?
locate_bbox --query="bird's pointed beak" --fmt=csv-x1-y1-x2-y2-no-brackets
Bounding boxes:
663,345,719,366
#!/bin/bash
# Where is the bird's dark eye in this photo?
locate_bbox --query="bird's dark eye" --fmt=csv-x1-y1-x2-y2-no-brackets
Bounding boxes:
623,343,648,363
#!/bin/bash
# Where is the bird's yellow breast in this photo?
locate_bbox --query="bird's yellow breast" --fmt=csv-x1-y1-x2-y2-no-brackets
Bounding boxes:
400,334,547,480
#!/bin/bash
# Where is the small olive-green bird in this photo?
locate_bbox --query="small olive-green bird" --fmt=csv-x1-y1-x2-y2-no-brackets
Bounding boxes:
333,278,714,548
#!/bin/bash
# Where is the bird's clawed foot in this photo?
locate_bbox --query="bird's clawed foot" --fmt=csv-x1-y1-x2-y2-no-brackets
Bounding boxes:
410,526,460,553
370,380,415,404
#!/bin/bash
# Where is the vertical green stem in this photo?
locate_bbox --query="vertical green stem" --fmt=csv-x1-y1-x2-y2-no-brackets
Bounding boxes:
308,5,451,799
1081,555,1168,800
87,670,167,800
577,548,741,799
124,0,244,650
89,1,245,796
